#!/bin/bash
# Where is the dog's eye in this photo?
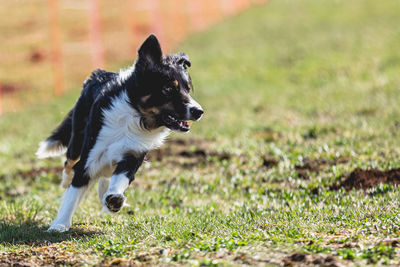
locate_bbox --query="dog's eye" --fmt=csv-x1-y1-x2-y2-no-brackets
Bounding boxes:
162,87,173,96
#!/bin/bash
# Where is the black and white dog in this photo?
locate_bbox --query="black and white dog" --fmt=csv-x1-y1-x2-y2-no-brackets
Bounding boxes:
36,35,203,232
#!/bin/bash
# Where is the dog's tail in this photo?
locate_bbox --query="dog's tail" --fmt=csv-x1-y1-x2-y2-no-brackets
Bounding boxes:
36,110,73,159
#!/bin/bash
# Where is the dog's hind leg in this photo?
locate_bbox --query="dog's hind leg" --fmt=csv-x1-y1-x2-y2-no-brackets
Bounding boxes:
67,96,91,162
102,153,145,213
62,96,91,188
49,159,93,232
61,158,79,188
48,184,90,232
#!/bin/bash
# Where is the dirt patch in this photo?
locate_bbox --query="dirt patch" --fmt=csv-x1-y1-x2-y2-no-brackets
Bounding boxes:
253,128,281,142
356,107,377,116
14,166,63,180
382,238,400,248
262,156,279,168
29,50,46,63
4,185,28,198
0,83,22,95
295,157,349,179
146,138,231,168
330,168,400,191
303,127,318,139
283,252,341,267
100,251,162,266
0,167,63,189
0,244,83,266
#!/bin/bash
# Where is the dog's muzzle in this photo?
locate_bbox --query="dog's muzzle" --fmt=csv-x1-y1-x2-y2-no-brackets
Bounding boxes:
186,96,203,121
189,106,204,121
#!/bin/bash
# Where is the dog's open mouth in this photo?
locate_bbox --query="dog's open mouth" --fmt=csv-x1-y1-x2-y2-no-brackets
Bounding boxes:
162,114,191,132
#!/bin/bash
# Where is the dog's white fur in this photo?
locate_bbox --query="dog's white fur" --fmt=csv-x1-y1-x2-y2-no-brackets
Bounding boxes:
97,177,110,202
48,183,92,232
36,140,66,159
61,169,74,189
117,65,135,86
101,173,130,213
85,91,170,179
104,173,130,197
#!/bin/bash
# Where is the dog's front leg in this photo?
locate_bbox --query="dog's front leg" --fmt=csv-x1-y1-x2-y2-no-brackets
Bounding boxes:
97,177,110,203
102,153,145,213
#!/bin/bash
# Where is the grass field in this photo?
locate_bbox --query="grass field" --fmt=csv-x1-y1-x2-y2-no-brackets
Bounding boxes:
2,0,400,265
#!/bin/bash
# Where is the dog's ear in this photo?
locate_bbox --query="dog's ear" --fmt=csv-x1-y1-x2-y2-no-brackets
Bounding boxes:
137,34,162,66
176,52,191,68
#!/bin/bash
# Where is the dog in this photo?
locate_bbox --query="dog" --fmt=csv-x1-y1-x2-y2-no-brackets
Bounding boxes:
36,34,203,232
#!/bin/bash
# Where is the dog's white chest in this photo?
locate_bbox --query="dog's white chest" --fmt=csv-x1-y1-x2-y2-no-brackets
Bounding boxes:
85,92,170,177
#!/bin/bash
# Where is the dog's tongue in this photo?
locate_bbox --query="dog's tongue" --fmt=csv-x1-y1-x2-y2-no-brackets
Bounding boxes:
184,121,190,127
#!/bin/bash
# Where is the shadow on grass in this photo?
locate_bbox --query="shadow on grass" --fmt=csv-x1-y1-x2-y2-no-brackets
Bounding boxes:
0,220,102,245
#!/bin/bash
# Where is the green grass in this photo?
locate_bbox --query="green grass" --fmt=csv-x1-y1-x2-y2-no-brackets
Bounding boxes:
2,0,400,265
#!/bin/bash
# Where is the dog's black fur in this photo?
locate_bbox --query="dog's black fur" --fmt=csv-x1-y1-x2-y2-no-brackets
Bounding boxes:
37,35,203,232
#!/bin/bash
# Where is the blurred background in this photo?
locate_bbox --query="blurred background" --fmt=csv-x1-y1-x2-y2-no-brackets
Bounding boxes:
0,0,265,114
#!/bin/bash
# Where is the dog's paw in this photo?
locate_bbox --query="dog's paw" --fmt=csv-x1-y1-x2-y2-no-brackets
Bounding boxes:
104,194,126,213
47,223,70,232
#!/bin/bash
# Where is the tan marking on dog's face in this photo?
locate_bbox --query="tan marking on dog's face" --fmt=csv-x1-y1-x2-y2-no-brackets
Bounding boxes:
141,102,175,118
173,80,179,87
140,116,159,130
140,106,160,115
187,83,191,89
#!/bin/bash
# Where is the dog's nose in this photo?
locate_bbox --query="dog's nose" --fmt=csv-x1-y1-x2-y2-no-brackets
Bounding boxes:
190,107,204,120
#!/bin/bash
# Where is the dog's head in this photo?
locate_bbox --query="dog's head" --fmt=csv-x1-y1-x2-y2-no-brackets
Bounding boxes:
132,34,203,132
